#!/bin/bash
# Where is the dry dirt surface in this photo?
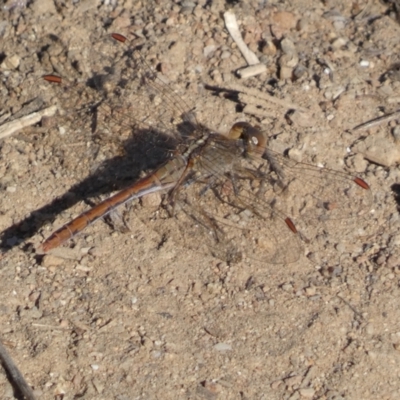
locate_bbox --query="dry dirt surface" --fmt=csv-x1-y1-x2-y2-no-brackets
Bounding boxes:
1,1,400,399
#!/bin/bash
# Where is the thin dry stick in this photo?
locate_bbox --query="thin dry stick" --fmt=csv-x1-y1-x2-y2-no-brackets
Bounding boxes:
353,109,400,131
239,93,284,112
0,105,57,140
230,83,308,112
0,339,36,400
224,11,260,65
237,64,267,79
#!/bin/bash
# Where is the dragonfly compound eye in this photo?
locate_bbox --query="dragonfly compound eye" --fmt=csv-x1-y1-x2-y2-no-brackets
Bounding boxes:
228,122,267,151
248,128,266,149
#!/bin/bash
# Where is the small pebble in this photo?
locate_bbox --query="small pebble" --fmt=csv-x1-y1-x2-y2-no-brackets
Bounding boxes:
180,1,195,13
214,342,232,352
210,69,222,84
281,38,297,56
220,50,231,59
299,388,315,398
333,20,346,30
285,375,302,387
293,64,307,79
332,37,347,50
151,350,162,358
365,323,374,335
305,286,316,297
296,18,309,32
272,11,297,30
203,44,217,58
0,54,20,69
282,283,293,292
288,111,314,127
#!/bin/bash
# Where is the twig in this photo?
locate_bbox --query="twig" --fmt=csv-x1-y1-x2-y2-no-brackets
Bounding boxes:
0,105,57,140
353,109,400,131
0,338,36,400
229,83,308,112
237,64,267,79
224,11,260,66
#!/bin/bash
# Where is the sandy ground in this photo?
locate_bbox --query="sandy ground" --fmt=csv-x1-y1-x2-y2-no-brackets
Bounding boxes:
1,0,400,399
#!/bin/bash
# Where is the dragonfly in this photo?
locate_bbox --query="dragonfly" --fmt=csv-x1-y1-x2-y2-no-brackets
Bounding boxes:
38,33,372,264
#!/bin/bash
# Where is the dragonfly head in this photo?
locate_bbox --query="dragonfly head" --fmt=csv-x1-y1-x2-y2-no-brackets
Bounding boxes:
228,122,267,156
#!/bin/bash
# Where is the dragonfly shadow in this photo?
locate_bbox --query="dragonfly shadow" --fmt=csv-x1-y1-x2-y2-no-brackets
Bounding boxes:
0,127,177,253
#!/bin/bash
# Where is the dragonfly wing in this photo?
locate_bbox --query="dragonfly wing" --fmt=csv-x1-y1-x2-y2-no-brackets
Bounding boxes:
172,159,303,265
168,132,371,265
261,148,373,222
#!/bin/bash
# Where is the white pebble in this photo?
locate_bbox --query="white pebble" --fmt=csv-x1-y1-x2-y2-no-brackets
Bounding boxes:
214,342,232,352
323,68,331,75
203,44,216,58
